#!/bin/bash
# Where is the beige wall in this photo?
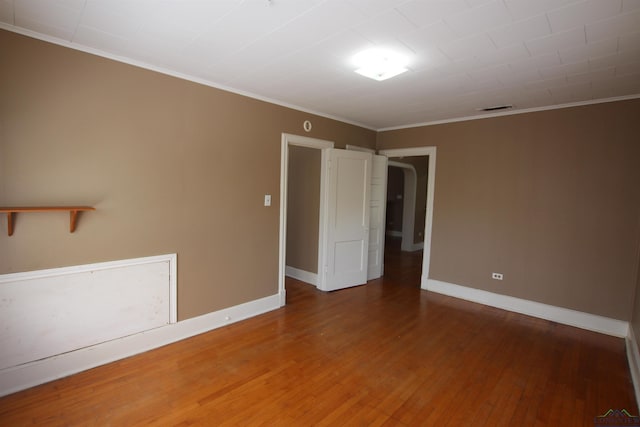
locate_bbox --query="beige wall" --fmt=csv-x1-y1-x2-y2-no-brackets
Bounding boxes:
286,146,320,274
3,29,639,325
377,99,640,321
0,30,376,320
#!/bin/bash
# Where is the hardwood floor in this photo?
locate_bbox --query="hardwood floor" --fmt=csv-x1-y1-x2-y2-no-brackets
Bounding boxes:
0,241,637,425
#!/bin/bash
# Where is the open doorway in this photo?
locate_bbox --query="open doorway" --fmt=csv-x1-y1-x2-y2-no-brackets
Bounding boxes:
278,134,333,306
379,147,436,290
285,145,322,286
387,160,426,252
279,140,436,302
384,157,428,286
279,135,374,302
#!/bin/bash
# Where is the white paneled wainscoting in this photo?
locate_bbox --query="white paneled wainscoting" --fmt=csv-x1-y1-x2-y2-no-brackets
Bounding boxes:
0,254,281,396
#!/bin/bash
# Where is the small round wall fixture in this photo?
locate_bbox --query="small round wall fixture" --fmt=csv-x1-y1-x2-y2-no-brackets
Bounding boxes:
303,120,312,132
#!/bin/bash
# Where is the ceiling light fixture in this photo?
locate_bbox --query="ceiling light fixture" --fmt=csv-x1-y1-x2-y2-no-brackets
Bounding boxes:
352,49,409,81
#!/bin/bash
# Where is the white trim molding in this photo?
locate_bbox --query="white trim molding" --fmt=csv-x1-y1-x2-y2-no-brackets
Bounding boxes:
426,279,629,338
627,324,640,412
285,266,319,286
0,292,280,397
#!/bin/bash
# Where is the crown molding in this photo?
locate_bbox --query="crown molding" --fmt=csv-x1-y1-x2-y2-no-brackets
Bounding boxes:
0,24,376,132
2,24,639,134
377,94,640,132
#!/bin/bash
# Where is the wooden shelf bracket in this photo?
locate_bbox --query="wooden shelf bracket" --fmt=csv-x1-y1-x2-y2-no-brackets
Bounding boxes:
6,211,15,236
0,206,96,236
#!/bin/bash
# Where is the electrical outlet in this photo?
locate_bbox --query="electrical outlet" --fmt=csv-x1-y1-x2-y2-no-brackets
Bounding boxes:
491,272,503,280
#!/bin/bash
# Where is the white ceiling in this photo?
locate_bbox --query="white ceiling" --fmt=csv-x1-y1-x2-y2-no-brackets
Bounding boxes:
1,0,639,130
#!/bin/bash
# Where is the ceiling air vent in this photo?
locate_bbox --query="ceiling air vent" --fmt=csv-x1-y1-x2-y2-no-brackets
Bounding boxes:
478,104,514,112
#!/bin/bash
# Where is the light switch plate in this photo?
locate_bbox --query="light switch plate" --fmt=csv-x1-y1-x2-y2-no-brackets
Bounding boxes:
264,195,271,206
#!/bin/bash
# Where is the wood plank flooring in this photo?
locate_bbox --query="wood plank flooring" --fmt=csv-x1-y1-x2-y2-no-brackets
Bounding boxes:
0,240,637,425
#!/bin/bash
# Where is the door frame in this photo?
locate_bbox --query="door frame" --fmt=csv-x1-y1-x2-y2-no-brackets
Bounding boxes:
378,147,436,289
279,133,334,306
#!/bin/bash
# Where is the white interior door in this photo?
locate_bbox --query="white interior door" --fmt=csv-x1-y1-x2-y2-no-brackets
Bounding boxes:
367,155,388,280
321,148,372,291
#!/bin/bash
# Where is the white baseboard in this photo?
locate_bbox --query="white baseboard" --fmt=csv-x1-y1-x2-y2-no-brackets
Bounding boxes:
0,293,281,397
425,279,628,338
627,324,640,412
285,265,318,286
386,230,402,237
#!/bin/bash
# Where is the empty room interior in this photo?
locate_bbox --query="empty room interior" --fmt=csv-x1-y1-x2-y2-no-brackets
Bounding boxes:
1,0,640,425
